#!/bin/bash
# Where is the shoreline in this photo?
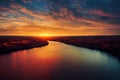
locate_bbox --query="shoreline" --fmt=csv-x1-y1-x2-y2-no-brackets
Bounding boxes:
0,42,49,54
48,36,120,60
54,40,120,60
0,36,119,60
0,37,49,54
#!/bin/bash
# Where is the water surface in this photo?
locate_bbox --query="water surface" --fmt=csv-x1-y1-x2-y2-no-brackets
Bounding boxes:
0,41,120,80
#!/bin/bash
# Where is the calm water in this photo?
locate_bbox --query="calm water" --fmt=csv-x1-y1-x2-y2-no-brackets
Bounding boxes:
0,41,120,80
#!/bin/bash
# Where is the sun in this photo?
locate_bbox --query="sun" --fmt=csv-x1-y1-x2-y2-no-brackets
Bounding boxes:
40,33,53,37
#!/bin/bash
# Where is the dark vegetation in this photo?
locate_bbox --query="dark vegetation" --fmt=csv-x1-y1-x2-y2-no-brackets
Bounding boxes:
0,36,120,60
0,36,48,54
47,36,120,59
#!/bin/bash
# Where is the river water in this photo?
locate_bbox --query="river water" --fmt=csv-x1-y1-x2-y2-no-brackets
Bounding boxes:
0,41,120,80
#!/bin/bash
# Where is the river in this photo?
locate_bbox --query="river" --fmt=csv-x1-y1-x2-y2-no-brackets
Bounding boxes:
0,41,120,80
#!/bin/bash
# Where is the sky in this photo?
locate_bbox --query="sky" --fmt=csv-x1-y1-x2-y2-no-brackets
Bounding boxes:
0,0,120,36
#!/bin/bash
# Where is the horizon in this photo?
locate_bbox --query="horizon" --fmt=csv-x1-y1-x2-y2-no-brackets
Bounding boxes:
0,0,120,79
0,34,120,37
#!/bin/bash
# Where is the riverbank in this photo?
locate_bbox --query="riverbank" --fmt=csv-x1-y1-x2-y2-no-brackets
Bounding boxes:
48,36,120,59
0,36,120,60
0,36,49,54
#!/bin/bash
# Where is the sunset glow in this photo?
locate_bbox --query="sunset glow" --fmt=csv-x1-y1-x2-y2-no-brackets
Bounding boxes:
39,33,54,37
0,0,120,36
0,0,120,79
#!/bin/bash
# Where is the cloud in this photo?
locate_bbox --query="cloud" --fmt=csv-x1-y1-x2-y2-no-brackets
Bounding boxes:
90,10,114,18
22,0,32,3
48,0,120,25
10,3,46,19
0,0,120,35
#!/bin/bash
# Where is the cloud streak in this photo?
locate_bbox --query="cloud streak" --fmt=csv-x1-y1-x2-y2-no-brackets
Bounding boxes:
0,0,120,35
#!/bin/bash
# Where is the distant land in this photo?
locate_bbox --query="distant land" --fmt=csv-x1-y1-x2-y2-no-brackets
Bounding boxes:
0,36,48,54
0,36,120,60
47,36,120,60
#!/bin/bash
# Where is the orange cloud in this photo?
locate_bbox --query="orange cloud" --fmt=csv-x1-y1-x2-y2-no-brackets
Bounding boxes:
0,7,18,14
10,3,51,20
0,3,119,36
90,10,114,18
